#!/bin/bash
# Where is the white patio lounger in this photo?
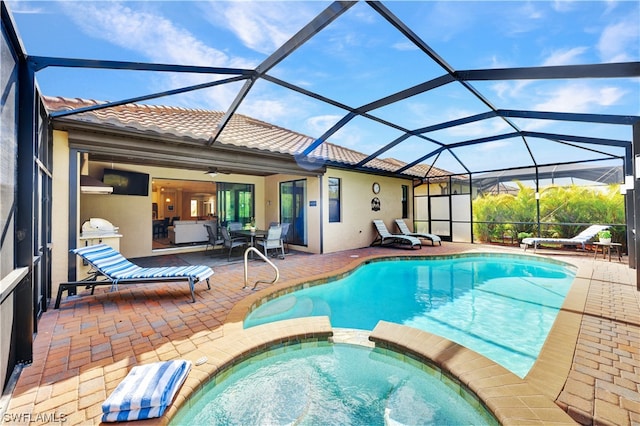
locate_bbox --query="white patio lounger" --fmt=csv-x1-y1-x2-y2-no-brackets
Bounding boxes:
394,219,442,246
521,225,609,252
55,244,213,308
371,220,421,249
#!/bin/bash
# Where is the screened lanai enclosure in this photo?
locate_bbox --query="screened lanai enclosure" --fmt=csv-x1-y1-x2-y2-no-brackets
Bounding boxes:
415,162,628,246
1,0,639,393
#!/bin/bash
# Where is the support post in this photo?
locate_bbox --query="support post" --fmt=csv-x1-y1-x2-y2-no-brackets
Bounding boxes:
633,122,640,291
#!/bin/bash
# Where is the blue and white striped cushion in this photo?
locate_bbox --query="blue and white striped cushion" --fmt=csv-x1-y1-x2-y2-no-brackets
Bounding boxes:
101,360,191,422
72,244,214,282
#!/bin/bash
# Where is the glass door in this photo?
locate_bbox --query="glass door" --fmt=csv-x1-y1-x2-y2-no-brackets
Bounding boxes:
280,180,306,246
217,183,254,227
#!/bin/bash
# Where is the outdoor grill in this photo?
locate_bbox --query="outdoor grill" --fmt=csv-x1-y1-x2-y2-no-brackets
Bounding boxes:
80,218,120,238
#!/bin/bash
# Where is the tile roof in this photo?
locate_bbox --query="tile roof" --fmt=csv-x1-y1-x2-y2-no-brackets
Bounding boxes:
43,96,451,178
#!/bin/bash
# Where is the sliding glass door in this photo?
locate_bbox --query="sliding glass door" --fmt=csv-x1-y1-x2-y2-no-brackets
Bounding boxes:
217,183,254,227
280,180,306,246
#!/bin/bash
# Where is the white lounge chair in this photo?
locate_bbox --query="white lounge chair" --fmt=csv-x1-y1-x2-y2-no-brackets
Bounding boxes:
394,219,441,246
521,225,609,252
56,244,213,307
371,220,421,249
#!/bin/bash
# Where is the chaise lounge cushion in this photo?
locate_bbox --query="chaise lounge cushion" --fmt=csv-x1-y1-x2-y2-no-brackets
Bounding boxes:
522,224,609,251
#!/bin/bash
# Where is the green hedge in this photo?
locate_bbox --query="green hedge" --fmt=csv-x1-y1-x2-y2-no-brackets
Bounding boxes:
472,183,625,244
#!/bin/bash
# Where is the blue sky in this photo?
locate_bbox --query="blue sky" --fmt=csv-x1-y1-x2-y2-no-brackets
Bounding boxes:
8,1,640,175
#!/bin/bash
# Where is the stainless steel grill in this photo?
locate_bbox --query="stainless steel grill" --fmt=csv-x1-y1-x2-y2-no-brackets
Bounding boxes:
80,218,120,238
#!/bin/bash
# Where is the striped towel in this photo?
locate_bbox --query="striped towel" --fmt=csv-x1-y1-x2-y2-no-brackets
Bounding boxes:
102,360,191,422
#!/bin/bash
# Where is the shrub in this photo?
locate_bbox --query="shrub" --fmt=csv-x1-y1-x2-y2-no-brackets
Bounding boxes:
473,183,624,243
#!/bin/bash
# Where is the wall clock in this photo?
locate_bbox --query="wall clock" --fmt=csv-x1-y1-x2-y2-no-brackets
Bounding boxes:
372,182,380,194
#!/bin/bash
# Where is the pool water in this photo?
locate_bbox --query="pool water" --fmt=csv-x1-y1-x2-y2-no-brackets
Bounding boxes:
245,254,576,377
171,343,497,426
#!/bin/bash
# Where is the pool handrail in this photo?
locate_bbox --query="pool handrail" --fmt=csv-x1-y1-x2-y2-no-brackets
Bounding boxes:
243,247,280,290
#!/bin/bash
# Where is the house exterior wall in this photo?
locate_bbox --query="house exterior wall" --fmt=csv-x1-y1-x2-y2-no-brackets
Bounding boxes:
51,131,71,299
322,168,414,254
49,130,418,297
49,130,269,286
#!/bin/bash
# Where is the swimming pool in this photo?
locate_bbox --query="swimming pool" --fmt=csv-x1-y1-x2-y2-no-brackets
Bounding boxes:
170,342,498,425
245,254,576,377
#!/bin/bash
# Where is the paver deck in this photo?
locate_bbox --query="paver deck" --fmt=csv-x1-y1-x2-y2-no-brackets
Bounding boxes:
2,243,638,425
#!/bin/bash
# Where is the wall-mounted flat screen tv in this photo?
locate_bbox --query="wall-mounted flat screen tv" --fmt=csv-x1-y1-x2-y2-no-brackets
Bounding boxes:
102,168,149,196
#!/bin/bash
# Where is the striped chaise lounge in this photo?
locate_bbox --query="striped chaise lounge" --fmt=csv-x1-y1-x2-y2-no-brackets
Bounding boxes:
521,224,609,252
371,219,421,249
55,244,213,308
394,219,442,246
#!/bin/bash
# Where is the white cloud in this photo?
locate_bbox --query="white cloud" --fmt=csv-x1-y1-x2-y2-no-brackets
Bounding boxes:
392,41,417,52
305,115,364,148
542,46,589,66
597,17,639,62
238,98,288,124
306,115,343,136
6,1,45,14
502,2,545,36
490,80,532,101
61,2,245,67
444,114,510,139
551,0,578,13
535,83,626,112
58,1,256,109
201,1,318,55
475,139,512,152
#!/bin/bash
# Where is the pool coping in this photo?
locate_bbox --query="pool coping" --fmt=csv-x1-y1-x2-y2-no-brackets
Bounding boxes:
158,251,582,425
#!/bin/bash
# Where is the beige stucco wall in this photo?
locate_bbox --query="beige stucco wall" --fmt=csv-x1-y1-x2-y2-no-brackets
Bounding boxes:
50,129,419,290
322,169,414,254
51,130,71,296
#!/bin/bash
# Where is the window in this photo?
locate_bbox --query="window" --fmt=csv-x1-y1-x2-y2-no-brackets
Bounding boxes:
328,177,341,223
401,185,409,219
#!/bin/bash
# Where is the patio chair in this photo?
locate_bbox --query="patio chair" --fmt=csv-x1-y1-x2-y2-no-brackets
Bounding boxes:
55,243,213,308
394,219,441,246
221,226,249,261
203,223,224,255
256,225,285,259
280,222,291,253
521,224,609,252
227,221,243,231
371,219,421,249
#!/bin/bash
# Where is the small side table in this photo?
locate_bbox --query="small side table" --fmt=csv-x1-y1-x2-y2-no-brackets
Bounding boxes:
593,242,622,262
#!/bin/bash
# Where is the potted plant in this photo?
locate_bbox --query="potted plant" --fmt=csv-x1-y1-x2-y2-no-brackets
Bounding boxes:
517,232,532,241
517,232,532,248
598,230,611,244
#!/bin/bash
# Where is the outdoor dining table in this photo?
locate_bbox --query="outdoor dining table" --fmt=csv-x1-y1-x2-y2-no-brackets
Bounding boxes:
232,229,267,248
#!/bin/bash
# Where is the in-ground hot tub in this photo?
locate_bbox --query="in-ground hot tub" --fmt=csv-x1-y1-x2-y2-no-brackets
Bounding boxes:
170,341,497,425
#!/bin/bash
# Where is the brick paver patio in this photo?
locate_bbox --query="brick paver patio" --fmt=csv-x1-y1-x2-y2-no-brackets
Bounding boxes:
2,243,638,425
